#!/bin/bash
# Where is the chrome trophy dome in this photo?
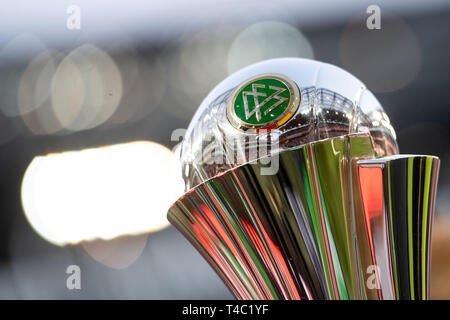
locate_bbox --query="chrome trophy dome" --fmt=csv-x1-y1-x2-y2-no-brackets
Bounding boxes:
179,58,398,190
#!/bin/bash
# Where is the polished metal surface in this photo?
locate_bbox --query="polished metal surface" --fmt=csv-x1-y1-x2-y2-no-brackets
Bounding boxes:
179,58,398,191
168,135,439,299
356,155,440,299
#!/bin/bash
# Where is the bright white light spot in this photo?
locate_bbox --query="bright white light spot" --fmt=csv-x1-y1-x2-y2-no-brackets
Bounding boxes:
21,141,184,246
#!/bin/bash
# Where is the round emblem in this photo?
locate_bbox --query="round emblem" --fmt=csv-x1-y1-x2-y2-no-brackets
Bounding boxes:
226,74,300,132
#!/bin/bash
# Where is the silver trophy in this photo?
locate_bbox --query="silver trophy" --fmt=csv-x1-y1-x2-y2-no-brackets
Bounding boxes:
167,58,440,300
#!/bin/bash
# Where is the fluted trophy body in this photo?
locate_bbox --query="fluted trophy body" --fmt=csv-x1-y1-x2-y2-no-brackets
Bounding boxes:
167,58,440,300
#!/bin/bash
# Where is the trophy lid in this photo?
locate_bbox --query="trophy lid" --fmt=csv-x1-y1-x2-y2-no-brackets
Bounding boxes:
179,58,398,190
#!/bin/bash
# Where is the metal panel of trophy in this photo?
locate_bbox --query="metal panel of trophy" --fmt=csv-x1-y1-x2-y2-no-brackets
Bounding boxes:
167,58,440,300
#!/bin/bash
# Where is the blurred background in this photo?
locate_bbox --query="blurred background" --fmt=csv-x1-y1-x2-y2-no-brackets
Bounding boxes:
0,0,449,299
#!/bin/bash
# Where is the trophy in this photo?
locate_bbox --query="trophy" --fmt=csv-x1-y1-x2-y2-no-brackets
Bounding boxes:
167,58,440,300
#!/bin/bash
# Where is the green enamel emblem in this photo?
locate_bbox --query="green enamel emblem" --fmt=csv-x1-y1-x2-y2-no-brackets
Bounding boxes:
227,74,300,132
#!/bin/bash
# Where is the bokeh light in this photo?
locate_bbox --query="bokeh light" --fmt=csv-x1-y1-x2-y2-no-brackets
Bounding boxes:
0,33,47,118
163,27,234,119
227,21,314,74
108,51,166,124
51,44,123,132
18,49,64,135
18,50,56,115
431,216,450,299
81,234,148,269
339,12,421,93
21,141,184,246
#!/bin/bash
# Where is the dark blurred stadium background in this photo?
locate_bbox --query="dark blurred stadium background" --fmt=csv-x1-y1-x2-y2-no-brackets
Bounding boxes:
0,0,449,299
